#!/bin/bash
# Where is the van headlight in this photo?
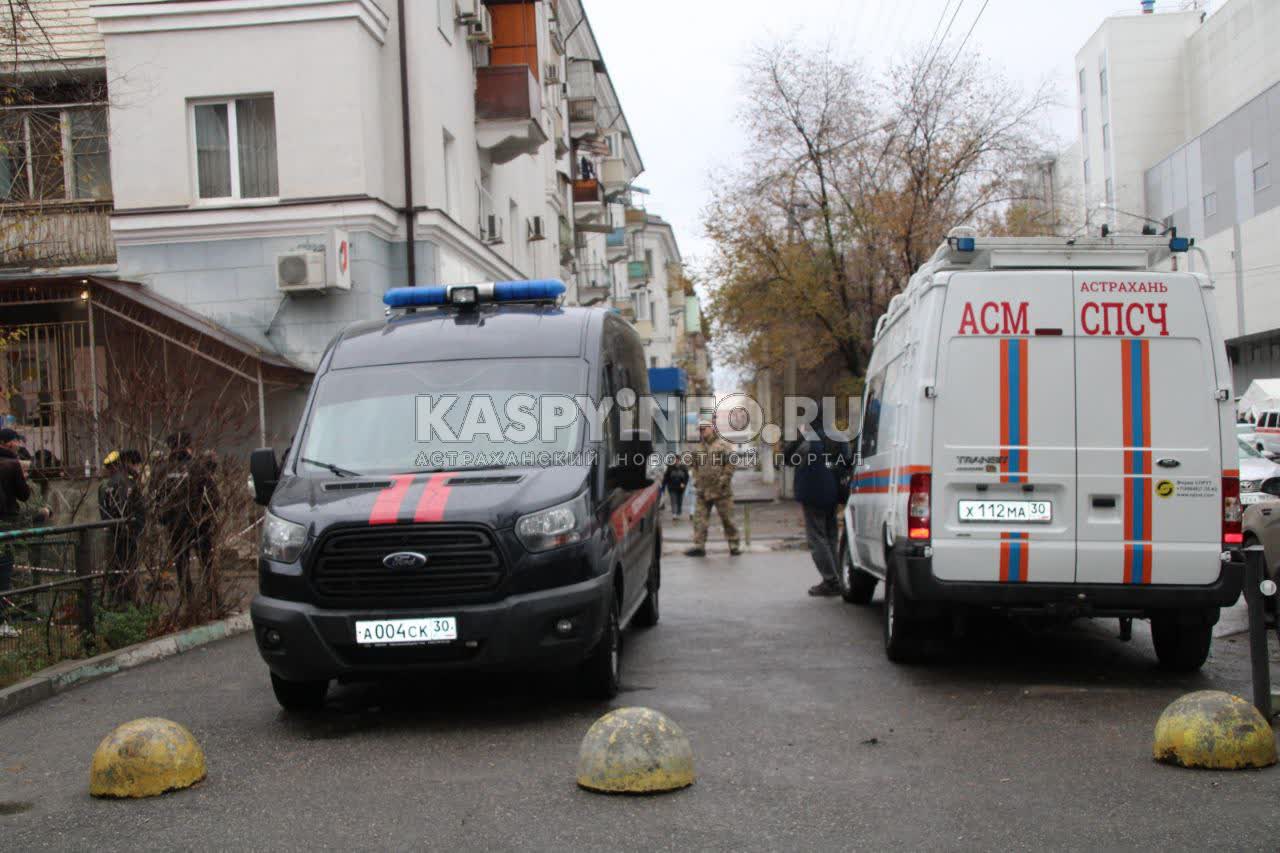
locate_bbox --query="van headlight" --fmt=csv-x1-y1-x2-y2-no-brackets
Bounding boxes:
261,512,307,563
516,492,591,552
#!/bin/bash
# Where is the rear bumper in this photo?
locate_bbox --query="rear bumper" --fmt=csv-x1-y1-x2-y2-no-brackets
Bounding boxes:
896,546,1243,613
250,571,612,683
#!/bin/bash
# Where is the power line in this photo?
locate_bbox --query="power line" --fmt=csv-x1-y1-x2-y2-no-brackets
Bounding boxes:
936,0,993,85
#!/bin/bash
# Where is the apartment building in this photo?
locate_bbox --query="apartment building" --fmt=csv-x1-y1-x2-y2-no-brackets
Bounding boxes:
1071,0,1280,392
0,0,700,465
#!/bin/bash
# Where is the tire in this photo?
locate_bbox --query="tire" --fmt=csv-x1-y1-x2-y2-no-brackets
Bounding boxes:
270,673,328,712
837,531,877,605
883,563,927,663
580,589,622,699
1151,615,1212,672
634,546,661,628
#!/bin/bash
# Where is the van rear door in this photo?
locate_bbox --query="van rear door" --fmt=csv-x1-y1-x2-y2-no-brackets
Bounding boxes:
930,271,1078,584
1074,272,1222,585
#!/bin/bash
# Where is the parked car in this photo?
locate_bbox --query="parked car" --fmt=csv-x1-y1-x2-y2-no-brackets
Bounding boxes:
249,281,660,711
1251,410,1280,455
839,230,1242,672
1238,437,1280,500
1237,422,1258,446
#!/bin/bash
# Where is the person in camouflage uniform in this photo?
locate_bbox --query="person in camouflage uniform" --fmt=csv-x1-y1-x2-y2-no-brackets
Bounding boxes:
685,423,742,557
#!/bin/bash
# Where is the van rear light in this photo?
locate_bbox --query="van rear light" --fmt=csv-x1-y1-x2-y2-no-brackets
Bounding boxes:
1223,474,1242,546
908,473,931,541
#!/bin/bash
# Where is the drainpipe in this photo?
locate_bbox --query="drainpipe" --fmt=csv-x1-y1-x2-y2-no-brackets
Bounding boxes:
397,0,417,286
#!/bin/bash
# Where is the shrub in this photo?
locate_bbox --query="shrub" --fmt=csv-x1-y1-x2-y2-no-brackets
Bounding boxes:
96,605,161,651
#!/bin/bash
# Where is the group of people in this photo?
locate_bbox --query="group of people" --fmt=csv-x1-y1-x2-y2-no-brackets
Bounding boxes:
0,428,223,629
660,414,852,598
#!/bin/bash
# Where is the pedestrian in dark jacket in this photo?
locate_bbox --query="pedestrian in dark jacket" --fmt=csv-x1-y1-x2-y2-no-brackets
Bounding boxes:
783,412,852,597
0,428,50,636
99,449,146,606
662,461,690,521
154,432,220,610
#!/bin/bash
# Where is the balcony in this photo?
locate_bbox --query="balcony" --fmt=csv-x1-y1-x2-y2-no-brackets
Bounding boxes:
605,227,629,261
475,65,548,164
577,263,612,303
624,207,648,226
601,157,629,194
627,260,649,284
567,59,602,138
0,201,115,268
573,178,612,233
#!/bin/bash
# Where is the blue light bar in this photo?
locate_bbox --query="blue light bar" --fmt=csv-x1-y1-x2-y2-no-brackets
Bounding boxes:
1169,236,1192,252
383,279,566,309
494,280,566,301
384,286,447,308
954,237,976,252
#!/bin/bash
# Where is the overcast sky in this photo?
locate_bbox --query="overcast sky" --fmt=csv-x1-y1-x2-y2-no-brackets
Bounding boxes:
587,0,1209,273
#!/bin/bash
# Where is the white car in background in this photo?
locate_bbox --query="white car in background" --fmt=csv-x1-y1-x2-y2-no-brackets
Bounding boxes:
1239,437,1280,504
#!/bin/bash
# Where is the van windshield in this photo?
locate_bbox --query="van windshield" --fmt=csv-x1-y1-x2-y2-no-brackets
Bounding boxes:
297,358,588,477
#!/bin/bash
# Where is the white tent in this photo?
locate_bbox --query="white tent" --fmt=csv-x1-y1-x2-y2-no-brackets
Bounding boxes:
1238,379,1280,421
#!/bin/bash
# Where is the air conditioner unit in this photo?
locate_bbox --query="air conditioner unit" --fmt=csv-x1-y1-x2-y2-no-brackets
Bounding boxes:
528,216,546,242
466,7,493,43
455,0,481,22
276,251,326,293
544,64,561,85
483,213,505,244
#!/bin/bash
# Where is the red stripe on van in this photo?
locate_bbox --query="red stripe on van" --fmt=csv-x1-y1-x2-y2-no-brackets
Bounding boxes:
369,475,414,526
998,338,1029,484
412,472,455,523
999,531,1028,582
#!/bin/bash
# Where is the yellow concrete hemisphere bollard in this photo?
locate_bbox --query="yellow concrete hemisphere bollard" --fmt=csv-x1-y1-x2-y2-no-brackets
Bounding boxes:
1153,690,1277,770
577,706,695,794
89,718,208,798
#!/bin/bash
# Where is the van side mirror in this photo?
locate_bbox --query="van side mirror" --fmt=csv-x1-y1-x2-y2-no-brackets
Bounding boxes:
610,429,654,490
250,447,280,506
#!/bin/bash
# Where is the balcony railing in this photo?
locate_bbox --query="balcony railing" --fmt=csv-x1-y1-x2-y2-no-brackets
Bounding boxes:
628,260,649,283
573,178,602,205
0,201,115,268
475,65,547,164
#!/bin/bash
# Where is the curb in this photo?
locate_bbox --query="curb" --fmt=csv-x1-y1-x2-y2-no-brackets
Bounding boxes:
0,611,252,719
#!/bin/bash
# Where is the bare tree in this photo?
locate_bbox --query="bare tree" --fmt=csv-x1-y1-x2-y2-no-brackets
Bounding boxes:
705,40,1053,391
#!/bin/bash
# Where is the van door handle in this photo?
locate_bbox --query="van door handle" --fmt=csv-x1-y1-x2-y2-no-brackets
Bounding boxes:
1092,497,1117,509
1263,508,1273,517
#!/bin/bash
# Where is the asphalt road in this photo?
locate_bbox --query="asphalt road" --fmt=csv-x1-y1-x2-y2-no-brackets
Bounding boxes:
2,546,1279,851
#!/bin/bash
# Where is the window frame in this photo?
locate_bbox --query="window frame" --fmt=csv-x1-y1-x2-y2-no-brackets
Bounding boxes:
1083,158,1090,184
1080,107,1087,135
437,0,454,43
1102,122,1110,152
1203,191,1217,218
0,104,112,204
1254,161,1271,193
1099,67,1108,97
188,94,279,205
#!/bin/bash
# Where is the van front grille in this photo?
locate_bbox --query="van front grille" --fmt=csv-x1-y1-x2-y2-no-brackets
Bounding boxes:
310,524,504,606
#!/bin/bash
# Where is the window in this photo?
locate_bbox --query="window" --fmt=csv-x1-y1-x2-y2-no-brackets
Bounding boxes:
633,289,650,322
1083,158,1090,184
1099,68,1108,97
859,372,885,459
1105,178,1114,206
1078,68,1086,95
1203,192,1218,217
1102,123,1110,152
1081,108,1087,135
1254,161,1271,192
192,96,278,200
0,106,112,202
437,0,453,42
650,356,658,368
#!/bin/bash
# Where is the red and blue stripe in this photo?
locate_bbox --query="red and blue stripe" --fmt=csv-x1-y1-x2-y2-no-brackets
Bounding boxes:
1121,339,1153,584
1000,531,1028,582
999,338,1029,484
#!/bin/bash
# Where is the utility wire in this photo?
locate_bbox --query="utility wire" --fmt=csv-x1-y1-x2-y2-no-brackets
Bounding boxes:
936,0,993,86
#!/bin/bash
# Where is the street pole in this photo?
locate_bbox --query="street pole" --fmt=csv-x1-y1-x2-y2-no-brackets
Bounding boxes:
1243,545,1272,718
782,356,796,499
758,368,775,486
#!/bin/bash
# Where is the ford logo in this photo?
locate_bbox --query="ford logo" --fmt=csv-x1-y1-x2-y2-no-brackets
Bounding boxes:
382,551,428,570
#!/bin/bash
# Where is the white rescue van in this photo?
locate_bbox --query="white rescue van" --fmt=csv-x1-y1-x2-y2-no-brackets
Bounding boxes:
840,231,1242,671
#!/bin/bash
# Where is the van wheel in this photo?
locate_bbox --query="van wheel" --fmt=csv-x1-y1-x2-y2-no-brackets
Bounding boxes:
580,591,622,699
634,547,661,628
883,564,926,663
270,673,328,712
1151,616,1212,672
837,532,877,605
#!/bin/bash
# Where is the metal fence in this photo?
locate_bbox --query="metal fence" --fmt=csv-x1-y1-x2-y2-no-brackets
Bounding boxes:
0,519,125,687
